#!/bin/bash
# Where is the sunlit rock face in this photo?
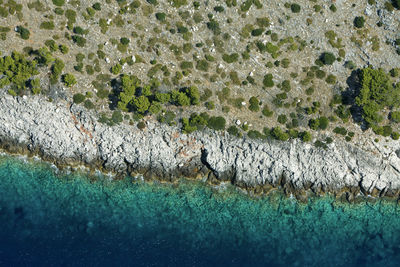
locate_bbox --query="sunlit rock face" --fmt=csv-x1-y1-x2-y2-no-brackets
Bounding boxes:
0,92,400,195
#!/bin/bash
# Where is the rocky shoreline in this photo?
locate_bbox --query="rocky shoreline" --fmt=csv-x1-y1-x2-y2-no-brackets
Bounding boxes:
1,92,400,201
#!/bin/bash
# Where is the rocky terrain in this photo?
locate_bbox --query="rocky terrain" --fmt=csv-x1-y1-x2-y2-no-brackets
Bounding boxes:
1,0,400,200
1,91,400,200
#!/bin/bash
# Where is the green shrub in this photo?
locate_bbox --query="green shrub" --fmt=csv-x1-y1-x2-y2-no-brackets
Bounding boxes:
120,37,130,45
17,26,30,40
271,127,289,141
196,60,209,71
320,52,335,65
309,118,319,130
281,80,291,92
389,111,400,122
345,61,356,70
180,61,193,69
45,39,58,52
84,100,95,109
248,130,265,140
277,114,287,124
52,0,65,6
207,19,220,35
147,0,158,5
390,68,399,77
251,28,264,36
205,101,214,110
73,26,88,35
97,89,109,99
393,0,400,9
356,67,397,126
263,74,274,87
222,53,239,63
185,86,200,105
182,118,197,133
171,90,191,106
318,116,329,130
354,16,365,28
62,73,76,87
326,74,337,84
171,0,187,8
92,3,101,10
72,35,86,47
228,125,241,137
214,6,224,12
208,116,226,130
391,132,400,140
51,58,65,78
262,105,273,117
333,127,347,136
249,96,260,112
132,95,150,113
65,9,77,24
59,44,69,54
40,21,55,30
329,4,337,12
155,12,166,22
158,111,176,125
73,93,85,104
112,110,123,124
111,63,122,75
30,78,41,94
290,3,301,13
301,131,312,142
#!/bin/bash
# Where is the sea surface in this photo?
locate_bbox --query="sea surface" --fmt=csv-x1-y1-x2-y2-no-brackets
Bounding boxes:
0,154,400,266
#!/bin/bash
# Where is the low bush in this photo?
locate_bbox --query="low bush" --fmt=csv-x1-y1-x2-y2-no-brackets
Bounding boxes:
40,21,55,30
227,125,241,137
354,16,365,28
249,96,260,112
72,35,86,47
17,26,30,40
290,3,301,13
62,73,76,87
263,74,274,87
73,93,85,104
320,52,335,65
208,116,226,130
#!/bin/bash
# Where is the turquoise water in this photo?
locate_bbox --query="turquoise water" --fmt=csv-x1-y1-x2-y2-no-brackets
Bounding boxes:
0,155,400,266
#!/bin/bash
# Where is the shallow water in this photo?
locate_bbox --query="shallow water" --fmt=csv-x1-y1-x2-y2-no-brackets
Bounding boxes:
0,154,399,266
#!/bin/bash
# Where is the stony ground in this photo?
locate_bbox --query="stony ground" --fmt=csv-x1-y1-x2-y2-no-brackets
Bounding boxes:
0,0,400,146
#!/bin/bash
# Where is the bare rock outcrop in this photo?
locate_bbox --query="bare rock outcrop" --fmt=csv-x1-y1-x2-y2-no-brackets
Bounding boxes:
1,93,400,197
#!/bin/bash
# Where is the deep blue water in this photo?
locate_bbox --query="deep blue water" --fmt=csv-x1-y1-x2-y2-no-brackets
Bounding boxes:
0,154,400,266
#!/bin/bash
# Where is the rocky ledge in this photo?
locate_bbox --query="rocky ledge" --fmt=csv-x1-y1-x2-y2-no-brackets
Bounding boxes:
1,92,400,200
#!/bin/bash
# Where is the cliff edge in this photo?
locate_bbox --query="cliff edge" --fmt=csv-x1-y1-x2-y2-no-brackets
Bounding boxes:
1,93,400,199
